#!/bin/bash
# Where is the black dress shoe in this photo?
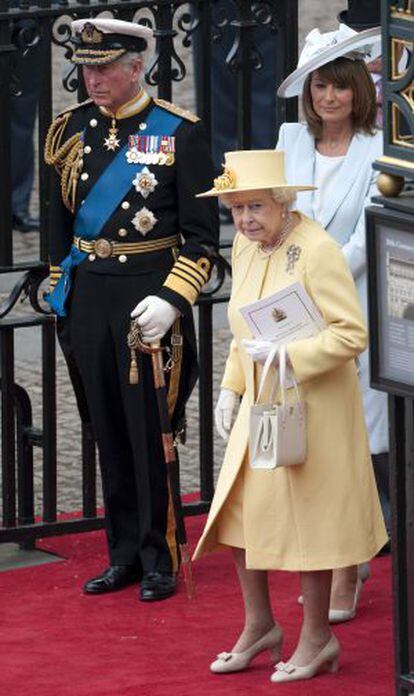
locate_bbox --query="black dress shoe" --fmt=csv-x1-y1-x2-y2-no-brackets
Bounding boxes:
139,572,176,602
12,211,39,233
83,565,141,594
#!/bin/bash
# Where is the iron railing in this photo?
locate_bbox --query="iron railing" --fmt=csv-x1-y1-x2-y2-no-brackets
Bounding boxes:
0,0,298,544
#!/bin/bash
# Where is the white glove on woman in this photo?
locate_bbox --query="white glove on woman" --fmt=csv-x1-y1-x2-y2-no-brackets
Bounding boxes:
215,388,239,441
242,338,279,366
131,295,180,342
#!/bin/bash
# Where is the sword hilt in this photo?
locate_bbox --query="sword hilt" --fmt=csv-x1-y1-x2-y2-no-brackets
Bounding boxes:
127,319,162,355
127,319,163,383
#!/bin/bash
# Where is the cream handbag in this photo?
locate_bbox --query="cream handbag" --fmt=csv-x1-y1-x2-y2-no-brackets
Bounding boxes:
249,345,307,469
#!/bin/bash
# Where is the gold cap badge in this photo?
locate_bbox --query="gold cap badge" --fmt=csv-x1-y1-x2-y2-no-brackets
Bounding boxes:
81,23,104,45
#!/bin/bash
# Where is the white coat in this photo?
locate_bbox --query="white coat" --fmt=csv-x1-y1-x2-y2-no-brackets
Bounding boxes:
277,122,388,454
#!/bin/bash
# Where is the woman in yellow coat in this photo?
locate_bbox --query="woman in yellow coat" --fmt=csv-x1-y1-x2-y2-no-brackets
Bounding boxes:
193,149,387,684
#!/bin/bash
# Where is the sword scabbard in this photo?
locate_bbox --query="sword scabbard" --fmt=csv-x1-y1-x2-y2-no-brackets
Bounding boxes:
162,432,176,464
151,349,165,389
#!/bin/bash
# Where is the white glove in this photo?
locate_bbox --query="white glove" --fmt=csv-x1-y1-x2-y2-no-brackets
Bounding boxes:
242,338,279,366
215,389,239,441
131,295,180,342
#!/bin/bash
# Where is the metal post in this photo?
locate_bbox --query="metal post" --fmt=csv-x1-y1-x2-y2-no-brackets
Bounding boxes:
276,0,298,128
195,0,212,145
198,300,214,502
1,326,16,526
154,4,174,101
233,1,253,149
38,2,53,262
16,384,35,527
42,319,57,522
0,1,14,266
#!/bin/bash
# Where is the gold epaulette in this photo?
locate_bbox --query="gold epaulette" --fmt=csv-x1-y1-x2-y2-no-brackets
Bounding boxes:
56,98,93,119
154,98,200,123
44,106,87,213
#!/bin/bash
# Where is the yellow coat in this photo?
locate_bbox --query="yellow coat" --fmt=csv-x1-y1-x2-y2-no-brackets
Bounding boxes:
193,214,387,571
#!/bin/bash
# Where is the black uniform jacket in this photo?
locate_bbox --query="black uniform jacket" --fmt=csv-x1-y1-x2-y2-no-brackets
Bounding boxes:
45,93,219,425
46,93,219,315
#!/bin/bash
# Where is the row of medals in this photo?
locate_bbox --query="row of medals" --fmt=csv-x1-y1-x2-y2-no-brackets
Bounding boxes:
128,134,175,166
104,122,175,166
129,149,175,166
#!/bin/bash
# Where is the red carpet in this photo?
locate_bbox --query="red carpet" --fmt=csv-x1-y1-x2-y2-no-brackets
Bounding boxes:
1,513,393,696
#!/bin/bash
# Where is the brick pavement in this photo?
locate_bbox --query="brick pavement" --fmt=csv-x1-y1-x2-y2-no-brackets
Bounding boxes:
4,1,343,515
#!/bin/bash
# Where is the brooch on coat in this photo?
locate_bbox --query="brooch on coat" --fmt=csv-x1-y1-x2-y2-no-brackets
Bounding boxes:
132,207,158,236
132,167,158,199
286,244,301,273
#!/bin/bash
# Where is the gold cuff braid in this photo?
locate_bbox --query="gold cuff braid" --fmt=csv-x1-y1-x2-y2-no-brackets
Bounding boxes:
44,113,83,213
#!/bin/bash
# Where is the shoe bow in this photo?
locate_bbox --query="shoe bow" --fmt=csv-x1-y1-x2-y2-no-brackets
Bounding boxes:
274,661,295,674
216,652,233,662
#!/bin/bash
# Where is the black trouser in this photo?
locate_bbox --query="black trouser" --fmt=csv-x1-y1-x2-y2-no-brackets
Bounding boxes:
68,266,176,573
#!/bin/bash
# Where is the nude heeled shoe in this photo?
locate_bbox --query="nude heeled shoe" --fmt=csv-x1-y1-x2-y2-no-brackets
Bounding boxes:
297,567,369,623
210,624,283,674
270,634,340,684
328,578,363,623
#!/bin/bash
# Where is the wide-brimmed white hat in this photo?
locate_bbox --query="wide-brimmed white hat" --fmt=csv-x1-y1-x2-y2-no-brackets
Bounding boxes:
277,23,381,98
196,150,315,198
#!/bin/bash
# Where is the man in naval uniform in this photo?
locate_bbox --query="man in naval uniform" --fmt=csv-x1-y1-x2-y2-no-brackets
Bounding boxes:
44,18,219,601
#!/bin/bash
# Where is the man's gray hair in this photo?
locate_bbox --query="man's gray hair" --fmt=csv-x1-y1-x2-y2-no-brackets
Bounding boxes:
117,50,147,75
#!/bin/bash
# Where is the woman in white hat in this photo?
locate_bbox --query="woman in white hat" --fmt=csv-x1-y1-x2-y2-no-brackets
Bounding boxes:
193,149,387,684
276,23,389,623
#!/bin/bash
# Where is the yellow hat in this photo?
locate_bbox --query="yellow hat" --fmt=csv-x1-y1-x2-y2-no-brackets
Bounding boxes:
196,150,315,198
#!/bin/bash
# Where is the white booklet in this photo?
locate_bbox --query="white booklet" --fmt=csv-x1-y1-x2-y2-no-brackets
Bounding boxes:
240,281,325,342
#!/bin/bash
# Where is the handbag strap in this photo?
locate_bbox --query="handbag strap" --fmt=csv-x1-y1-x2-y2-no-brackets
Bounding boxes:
256,343,279,404
279,345,301,407
255,344,302,406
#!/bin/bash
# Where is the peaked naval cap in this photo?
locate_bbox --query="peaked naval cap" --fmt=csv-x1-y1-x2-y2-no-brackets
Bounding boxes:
71,18,153,65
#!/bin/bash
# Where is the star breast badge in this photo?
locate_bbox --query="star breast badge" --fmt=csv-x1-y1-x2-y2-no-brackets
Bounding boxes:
132,167,158,199
131,207,158,236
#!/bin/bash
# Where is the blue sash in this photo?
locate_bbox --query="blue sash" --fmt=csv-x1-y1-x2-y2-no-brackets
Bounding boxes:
47,106,182,317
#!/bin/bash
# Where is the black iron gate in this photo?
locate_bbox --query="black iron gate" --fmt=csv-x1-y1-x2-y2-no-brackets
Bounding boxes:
0,0,298,544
